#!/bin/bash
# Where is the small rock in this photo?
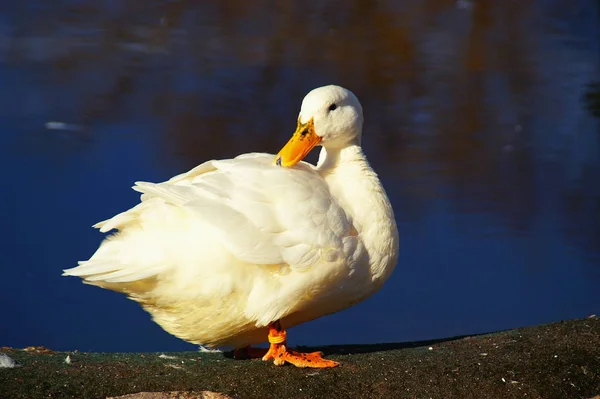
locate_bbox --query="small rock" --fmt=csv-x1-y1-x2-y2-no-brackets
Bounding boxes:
0,353,17,368
198,346,221,353
23,346,55,354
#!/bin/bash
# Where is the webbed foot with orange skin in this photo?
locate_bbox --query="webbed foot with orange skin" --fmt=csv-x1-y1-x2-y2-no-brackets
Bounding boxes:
261,321,339,368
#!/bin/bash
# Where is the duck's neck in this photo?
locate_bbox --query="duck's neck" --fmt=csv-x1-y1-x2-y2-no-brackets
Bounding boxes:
316,145,399,285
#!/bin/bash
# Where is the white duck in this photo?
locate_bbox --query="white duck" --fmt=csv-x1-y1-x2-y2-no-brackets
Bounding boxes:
63,85,399,368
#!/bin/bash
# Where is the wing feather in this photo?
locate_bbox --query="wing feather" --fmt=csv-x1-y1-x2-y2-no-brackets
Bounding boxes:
66,153,354,284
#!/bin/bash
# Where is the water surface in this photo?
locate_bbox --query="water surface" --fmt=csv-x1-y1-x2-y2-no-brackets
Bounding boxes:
1,0,598,352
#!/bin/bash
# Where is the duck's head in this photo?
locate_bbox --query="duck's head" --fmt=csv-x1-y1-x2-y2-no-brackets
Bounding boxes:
275,85,364,167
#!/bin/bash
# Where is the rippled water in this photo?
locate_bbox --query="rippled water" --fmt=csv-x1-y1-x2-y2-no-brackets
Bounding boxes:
1,1,598,352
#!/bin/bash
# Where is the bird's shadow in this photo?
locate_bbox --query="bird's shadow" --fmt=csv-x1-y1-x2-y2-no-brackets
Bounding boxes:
296,333,487,356
223,331,496,359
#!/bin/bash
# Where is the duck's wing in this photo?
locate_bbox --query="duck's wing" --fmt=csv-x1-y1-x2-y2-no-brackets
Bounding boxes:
151,153,354,270
84,153,356,273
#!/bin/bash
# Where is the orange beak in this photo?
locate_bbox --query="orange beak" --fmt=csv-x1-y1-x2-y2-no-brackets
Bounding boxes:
274,117,322,167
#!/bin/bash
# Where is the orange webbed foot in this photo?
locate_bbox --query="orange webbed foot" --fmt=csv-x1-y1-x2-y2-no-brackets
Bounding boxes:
261,321,339,368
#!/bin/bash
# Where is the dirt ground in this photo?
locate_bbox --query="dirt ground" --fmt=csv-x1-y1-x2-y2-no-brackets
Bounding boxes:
1,317,599,399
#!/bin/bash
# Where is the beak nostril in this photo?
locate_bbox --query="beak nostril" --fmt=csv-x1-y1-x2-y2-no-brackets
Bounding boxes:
274,116,319,167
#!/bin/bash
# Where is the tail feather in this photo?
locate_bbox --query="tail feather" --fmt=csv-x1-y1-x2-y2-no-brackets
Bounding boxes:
93,200,154,233
84,265,166,283
63,258,167,284
63,260,119,277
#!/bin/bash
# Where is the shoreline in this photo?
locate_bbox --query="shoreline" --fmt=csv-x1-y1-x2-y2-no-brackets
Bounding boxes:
1,317,599,399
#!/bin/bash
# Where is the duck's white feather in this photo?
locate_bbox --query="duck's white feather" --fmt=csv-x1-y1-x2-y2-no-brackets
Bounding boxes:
65,153,366,346
63,85,399,348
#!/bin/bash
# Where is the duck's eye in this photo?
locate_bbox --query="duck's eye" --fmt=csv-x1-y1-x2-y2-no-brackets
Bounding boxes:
328,103,337,111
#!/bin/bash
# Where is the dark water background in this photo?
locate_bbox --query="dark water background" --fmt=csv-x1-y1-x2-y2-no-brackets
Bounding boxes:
1,0,599,352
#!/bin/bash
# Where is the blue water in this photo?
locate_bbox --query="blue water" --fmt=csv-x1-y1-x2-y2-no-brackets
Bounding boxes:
1,1,599,352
